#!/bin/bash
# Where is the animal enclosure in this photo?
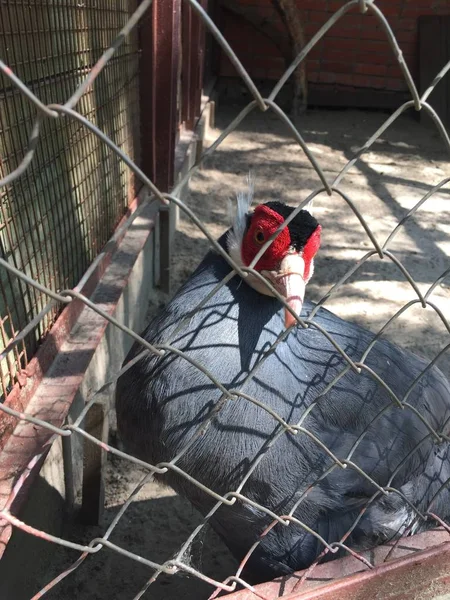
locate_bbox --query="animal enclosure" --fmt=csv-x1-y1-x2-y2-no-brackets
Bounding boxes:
0,1,449,600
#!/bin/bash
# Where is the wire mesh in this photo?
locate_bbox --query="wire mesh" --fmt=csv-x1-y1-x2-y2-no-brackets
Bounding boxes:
0,0,448,599
0,0,140,401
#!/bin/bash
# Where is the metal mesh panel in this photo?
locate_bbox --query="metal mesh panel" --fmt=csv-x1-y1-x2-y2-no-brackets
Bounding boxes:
0,0,140,400
0,0,449,599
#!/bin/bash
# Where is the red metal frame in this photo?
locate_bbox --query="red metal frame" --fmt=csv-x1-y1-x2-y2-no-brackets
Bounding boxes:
222,529,450,599
140,0,183,293
139,0,209,294
140,0,181,192
181,1,194,128
181,0,207,130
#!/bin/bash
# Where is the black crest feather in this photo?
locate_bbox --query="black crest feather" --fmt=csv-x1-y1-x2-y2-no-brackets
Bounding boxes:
263,201,319,251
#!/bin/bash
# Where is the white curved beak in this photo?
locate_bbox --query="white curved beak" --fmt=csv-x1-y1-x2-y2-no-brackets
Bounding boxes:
268,254,306,328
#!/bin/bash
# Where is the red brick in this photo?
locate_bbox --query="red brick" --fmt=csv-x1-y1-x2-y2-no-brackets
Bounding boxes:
355,63,388,76
335,73,354,86
394,30,417,44
247,36,284,56
308,45,324,61
360,13,380,25
359,39,392,54
326,13,365,29
400,6,434,18
377,0,403,5
216,0,429,90
322,60,354,74
251,67,268,79
386,77,408,91
348,13,368,26
272,17,290,35
305,23,322,37
369,76,387,88
222,25,250,45
386,64,404,78
359,52,395,65
297,0,328,10
247,56,285,70
351,73,371,87
224,40,251,53
234,0,272,4
318,71,337,84
407,0,441,7
327,0,356,11
306,59,321,70
371,4,402,17
251,5,277,17
330,24,363,38
361,26,392,41
222,37,249,56
362,25,402,45
351,74,387,89
321,48,360,63
307,9,330,24
323,38,362,51
393,17,417,31
267,68,283,79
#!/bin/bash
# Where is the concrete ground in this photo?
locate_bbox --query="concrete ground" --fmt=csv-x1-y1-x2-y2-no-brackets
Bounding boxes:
37,105,450,600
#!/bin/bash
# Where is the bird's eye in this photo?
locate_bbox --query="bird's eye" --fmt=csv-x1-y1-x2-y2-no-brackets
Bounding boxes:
254,229,265,244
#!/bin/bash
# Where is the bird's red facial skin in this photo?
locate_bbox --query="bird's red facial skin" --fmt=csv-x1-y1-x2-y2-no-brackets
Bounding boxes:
241,205,322,279
241,205,291,271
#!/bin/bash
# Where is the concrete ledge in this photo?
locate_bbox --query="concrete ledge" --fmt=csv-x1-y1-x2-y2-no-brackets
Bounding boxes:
0,197,159,598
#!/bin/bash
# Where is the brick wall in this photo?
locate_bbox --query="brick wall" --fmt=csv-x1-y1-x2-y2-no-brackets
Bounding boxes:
219,0,450,104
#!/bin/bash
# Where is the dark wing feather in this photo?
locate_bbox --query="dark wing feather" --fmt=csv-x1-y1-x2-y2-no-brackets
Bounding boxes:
116,244,450,578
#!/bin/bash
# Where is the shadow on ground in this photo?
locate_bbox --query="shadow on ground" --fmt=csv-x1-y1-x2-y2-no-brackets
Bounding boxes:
33,461,237,600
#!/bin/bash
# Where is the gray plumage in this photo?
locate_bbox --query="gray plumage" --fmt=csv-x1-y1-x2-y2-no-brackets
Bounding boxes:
116,233,450,581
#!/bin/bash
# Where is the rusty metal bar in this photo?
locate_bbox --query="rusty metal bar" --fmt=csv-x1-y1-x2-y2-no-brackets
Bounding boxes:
140,0,182,292
151,0,181,190
181,1,194,128
182,0,207,130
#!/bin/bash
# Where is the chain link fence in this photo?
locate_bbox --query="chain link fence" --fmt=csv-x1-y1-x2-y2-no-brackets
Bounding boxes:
0,0,449,598
0,0,140,403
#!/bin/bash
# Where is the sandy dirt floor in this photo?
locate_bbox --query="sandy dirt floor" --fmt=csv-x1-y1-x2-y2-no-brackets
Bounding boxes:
37,105,450,599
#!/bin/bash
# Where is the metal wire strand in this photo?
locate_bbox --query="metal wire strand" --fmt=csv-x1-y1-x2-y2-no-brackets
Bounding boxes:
0,1,448,599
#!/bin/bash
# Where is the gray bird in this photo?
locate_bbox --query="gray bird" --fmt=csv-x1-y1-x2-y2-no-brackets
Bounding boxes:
116,187,450,582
